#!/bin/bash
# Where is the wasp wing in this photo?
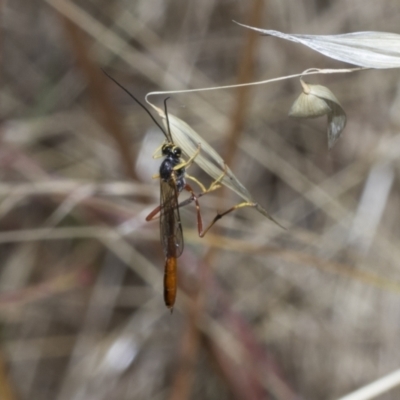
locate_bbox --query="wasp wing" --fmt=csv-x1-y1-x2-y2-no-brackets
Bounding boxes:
159,179,184,259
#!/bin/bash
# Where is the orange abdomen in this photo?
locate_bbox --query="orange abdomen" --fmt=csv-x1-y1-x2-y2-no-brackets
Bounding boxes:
164,257,177,309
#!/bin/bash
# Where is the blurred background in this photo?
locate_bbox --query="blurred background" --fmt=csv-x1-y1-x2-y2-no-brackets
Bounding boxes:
2,1,400,399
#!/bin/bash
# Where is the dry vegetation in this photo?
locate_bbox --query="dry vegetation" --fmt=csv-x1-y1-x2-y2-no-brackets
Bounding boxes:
2,1,400,399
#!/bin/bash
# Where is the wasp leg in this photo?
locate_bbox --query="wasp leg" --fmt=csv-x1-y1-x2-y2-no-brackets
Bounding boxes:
145,204,161,221
182,183,204,234
185,163,257,236
199,201,257,237
206,162,227,193
185,174,207,192
183,183,257,238
173,143,201,171
181,163,244,236
152,142,165,159
185,162,227,195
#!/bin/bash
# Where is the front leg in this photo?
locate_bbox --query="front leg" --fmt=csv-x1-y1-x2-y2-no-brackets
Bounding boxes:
173,143,201,171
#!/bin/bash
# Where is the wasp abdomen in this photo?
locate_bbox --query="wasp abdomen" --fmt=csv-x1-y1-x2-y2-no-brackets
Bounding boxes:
164,256,177,309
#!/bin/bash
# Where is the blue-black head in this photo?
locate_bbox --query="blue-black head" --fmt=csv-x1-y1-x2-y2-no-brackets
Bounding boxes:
162,143,181,158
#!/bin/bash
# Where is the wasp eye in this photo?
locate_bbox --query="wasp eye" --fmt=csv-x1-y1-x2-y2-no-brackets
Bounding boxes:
174,148,181,157
162,144,171,155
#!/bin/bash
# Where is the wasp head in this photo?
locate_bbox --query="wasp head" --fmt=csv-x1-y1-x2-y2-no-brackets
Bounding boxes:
162,143,181,158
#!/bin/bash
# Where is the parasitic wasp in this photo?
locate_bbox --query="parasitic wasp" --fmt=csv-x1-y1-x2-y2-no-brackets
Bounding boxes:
144,99,202,309
103,70,225,309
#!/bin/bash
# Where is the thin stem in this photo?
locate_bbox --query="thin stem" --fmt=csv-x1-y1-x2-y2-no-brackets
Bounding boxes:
145,67,366,104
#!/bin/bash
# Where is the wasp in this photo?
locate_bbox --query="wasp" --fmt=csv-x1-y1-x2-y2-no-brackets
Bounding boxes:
144,101,203,309
103,70,216,309
104,70,282,309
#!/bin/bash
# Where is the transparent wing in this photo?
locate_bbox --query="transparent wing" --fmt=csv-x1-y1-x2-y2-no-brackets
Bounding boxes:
159,179,184,259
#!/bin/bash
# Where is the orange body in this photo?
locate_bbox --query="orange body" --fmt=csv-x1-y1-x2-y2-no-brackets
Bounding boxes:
164,257,177,309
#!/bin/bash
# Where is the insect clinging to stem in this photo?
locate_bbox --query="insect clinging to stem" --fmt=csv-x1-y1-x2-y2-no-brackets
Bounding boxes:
144,97,205,310
103,70,265,310
102,70,215,310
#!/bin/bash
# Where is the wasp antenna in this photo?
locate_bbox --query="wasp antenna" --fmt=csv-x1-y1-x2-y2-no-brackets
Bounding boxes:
163,97,173,143
101,69,169,140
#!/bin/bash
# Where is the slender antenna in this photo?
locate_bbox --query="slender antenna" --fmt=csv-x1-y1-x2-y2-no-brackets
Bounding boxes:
101,69,168,140
163,97,173,143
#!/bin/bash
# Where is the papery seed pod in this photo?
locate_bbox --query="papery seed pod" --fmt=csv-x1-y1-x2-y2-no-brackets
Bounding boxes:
289,79,346,149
